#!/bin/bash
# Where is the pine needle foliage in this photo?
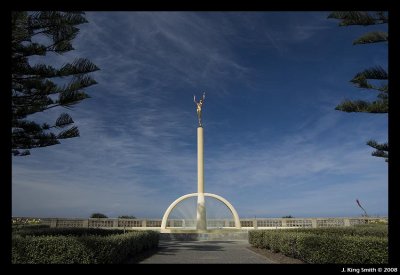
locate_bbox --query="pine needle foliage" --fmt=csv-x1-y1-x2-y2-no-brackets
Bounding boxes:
328,11,388,162
12,11,99,156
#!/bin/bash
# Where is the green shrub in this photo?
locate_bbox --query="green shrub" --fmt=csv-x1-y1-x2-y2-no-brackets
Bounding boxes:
276,232,299,257
367,219,388,225
296,234,387,264
248,230,263,248
12,224,50,232
12,230,159,264
290,225,387,238
249,229,387,264
12,235,94,264
90,213,108,218
14,227,125,237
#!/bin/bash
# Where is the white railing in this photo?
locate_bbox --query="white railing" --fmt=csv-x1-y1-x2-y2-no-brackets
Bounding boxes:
12,216,388,229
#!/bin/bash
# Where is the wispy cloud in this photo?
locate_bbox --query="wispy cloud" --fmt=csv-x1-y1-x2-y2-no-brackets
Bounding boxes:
13,102,387,218
76,12,250,98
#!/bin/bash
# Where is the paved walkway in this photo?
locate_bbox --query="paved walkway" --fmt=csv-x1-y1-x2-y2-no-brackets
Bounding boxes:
139,240,274,264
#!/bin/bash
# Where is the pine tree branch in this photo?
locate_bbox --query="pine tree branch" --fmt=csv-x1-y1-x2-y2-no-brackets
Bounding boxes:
27,64,58,78
57,90,90,107
366,140,388,151
328,11,388,26
14,102,69,117
57,126,79,139
55,113,74,128
350,77,374,90
353,31,388,45
57,75,98,94
11,12,30,44
15,43,47,57
350,79,387,92
335,100,388,113
12,150,31,156
41,103,64,111
30,11,87,28
352,66,388,80
13,129,61,149
11,11,98,156
59,58,100,76
366,140,389,162
329,10,388,163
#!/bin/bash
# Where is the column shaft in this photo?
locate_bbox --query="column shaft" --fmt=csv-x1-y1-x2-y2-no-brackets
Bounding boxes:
196,127,207,230
197,127,204,193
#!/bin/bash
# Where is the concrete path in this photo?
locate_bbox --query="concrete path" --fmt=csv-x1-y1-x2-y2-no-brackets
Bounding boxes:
139,240,274,264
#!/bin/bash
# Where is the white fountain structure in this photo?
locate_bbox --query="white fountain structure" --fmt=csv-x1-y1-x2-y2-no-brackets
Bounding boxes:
161,93,241,232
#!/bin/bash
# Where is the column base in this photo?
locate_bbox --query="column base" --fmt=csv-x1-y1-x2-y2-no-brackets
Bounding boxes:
196,193,207,230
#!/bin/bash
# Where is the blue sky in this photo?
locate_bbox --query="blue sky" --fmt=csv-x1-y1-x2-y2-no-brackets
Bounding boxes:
12,12,388,219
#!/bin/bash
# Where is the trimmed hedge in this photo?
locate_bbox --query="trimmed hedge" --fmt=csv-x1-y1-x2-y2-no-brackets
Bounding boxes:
249,228,388,264
290,225,387,238
12,224,50,231
14,227,126,237
12,230,159,264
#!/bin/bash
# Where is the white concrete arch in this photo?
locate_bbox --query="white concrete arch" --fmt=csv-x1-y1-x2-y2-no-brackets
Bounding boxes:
161,193,241,230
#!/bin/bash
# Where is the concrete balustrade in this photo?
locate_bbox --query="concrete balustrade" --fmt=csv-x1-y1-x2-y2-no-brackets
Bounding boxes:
12,217,387,230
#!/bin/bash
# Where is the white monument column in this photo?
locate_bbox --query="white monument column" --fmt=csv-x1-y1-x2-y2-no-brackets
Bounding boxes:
160,92,242,232
196,126,207,230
